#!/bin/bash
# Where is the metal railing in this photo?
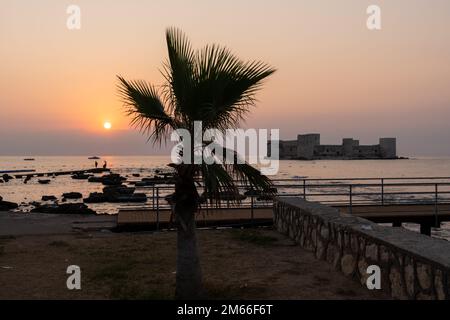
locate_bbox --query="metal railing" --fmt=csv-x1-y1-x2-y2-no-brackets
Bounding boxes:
118,176,450,230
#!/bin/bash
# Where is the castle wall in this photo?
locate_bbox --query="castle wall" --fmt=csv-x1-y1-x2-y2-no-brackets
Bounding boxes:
279,140,298,159
297,134,320,159
277,134,397,160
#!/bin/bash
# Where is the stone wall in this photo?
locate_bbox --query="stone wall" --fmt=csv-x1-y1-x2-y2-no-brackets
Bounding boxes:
274,197,450,300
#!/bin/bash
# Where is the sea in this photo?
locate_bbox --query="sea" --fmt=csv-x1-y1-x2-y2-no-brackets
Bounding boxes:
1,156,450,240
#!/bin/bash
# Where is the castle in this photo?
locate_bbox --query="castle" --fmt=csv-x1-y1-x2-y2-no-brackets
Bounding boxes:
271,134,397,160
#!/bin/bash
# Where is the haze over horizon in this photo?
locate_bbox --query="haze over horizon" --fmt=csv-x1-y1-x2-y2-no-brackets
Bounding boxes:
1,0,450,156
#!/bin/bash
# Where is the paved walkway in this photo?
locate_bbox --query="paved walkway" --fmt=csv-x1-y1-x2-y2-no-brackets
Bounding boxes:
0,212,117,236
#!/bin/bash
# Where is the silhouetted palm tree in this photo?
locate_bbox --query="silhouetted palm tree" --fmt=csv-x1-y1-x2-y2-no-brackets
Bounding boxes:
117,28,275,299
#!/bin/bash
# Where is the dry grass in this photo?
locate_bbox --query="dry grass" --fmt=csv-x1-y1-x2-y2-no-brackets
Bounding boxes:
0,228,388,300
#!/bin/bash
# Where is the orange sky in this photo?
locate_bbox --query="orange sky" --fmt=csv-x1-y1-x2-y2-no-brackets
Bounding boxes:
1,0,450,155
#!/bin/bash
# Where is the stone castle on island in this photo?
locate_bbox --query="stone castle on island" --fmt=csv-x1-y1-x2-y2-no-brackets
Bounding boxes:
270,134,397,160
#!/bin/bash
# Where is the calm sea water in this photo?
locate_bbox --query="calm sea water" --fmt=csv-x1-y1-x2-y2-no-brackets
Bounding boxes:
1,156,449,239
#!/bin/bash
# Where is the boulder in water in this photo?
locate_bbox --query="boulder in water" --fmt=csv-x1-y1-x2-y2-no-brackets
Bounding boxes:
62,192,83,200
0,200,19,211
71,173,92,180
42,195,57,201
110,193,147,203
101,174,127,186
31,203,95,215
83,192,107,203
2,174,13,182
88,176,104,183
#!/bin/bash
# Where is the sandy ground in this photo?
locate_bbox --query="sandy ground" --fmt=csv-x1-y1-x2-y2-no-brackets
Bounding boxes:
0,227,388,300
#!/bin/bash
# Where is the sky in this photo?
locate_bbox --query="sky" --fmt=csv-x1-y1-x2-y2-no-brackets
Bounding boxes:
1,0,450,156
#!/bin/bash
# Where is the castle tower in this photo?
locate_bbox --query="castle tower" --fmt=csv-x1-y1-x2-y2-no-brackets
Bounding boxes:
379,138,397,158
297,134,320,159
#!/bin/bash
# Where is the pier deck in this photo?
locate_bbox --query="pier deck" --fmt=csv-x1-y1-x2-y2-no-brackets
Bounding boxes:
336,203,450,235
117,203,450,235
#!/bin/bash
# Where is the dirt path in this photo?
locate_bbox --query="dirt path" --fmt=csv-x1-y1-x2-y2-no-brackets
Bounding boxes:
0,228,388,300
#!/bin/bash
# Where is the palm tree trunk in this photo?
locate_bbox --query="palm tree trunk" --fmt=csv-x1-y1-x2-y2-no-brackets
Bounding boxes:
174,173,204,299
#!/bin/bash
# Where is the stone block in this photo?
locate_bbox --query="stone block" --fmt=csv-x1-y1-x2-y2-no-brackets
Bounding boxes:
416,262,432,291
341,254,356,276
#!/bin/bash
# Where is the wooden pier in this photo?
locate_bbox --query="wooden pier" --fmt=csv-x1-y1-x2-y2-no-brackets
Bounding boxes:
117,207,273,231
336,204,450,236
11,168,110,179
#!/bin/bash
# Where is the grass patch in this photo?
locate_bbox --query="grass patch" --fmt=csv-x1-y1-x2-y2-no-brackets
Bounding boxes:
48,240,70,248
231,229,278,246
109,282,172,300
0,235,16,240
91,262,132,282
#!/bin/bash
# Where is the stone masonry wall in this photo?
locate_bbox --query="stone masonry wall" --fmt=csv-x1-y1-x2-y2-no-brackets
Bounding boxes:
274,198,450,300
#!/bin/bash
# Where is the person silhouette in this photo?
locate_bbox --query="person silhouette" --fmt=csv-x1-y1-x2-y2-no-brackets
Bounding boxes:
103,161,107,169
95,161,98,168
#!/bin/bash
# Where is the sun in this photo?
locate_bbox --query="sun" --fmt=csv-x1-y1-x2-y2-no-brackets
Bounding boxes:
103,122,112,130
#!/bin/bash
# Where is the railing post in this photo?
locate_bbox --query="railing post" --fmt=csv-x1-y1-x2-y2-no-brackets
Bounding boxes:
381,178,384,205
251,195,254,227
152,185,155,210
434,183,439,228
303,179,306,200
156,186,160,231
349,184,353,215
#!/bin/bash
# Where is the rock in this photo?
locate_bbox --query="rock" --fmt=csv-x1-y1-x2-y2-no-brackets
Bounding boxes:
29,201,41,207
42,195,57,201
320,225,329,240
2,174,13,182
83,192,107,203
132,173,140,177
88,176,104,183
31,203,95,215
0,196,2,201
71,173,92,180
103,185,135,196
416,262,432,290
358,258,369,285
62,192,83,200
417,292,435,300
110,193,147,203
101,174,127,186
434,270,446,300
0,200,19,211
389,266,407,299
365,243,378,261
0,179,4,183
38,179,51,185
341,254,356,276
404,260,416,297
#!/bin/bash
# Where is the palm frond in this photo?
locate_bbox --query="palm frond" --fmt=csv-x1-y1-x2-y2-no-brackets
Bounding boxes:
117,75,175,145
162,28,196,124
193,44,276,129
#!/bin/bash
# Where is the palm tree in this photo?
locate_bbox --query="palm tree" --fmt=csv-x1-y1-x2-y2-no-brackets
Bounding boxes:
117,28,276,299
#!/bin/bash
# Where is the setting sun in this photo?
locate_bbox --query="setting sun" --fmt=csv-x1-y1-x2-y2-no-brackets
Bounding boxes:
103,122,112,130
